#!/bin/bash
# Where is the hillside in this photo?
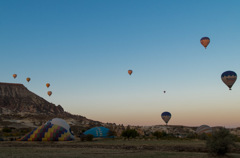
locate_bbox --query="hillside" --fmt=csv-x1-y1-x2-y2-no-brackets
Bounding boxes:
0,82,64,114
0,82,103,134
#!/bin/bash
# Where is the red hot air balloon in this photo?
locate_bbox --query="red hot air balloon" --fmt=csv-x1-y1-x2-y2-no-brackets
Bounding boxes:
128,70,133,75
200,37,210,49
13,74,17,79
26,77,31,82
47,91,52,96
46,83,50,88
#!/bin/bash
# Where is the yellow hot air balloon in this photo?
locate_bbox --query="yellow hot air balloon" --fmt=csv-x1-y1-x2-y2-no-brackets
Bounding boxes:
200,37,210,49
128,70,133,75
46,83,50,88
47,91,52,96
13,74,17,79
26,77,31,82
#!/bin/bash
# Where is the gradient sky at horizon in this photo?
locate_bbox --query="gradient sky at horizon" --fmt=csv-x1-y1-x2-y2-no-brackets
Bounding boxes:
1,0,240,127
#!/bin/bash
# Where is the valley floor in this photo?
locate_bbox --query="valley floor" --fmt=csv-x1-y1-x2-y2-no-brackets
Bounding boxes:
0,139,240,158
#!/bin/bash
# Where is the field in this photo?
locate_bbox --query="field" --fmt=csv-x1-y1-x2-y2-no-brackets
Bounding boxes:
1,139,240,158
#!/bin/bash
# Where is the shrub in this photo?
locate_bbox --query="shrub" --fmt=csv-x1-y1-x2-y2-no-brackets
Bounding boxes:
161,131,167,137
3,133,12,137
206,128,236,156
80,134,93,141
121,129,139,140
198,133,208,140
108,130,117,138
153,131,168,139
86,134,93,141
80,135,86,141
2,127,12,133
153,131,162,139
20,128,32,134
186,132,197,139
166,133,176,139
233,135,240,142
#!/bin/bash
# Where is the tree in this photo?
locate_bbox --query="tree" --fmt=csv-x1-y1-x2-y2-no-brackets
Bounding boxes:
186,132,197,139
153,131,161,139
153,131,169,139
198,133,208,140
121,129,139,140
2,127,11,133
86,134,93,141
206,128,236,156
107,130,117,138
80,134,93,141
153,131,165,139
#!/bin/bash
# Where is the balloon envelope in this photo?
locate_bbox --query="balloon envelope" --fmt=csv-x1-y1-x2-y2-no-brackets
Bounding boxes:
161,112,171,124
13,74,17,79
46,83,50,88
47,91,52,96
196,125,212,135
84,127,113,138
221,71,237,90
200,37,210,48
128,70,132,75
48,118,74,136
19,118,74,141
26,77,31,82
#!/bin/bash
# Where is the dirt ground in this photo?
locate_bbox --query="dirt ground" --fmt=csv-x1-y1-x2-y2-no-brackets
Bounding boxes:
0,139,240,158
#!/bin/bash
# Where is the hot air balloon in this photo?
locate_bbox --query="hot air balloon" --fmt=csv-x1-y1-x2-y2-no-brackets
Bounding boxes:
200,37,210,49
26,77,31,82
47,91,52,96
161,112,171,125
84,127,112,138
196,125,212,135
221,71,237,90
19,118,74,141
163,91,166,93
128,70,132,75
46,83,50,88
13,74,17,79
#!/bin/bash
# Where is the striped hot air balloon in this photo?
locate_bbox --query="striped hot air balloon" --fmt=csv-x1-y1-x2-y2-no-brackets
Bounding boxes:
221,71,237,90
18,118,74,141
161,112,171,125
196,125,212,135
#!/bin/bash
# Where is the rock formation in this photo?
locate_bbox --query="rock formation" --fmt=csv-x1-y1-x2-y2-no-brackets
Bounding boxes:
0,82,63,114
0,82,102,135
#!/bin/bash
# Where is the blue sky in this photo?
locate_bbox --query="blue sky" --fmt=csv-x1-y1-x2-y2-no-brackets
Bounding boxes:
1,0,240,127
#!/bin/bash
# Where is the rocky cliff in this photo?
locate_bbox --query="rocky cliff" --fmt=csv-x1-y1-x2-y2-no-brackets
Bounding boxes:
0,82,64,114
